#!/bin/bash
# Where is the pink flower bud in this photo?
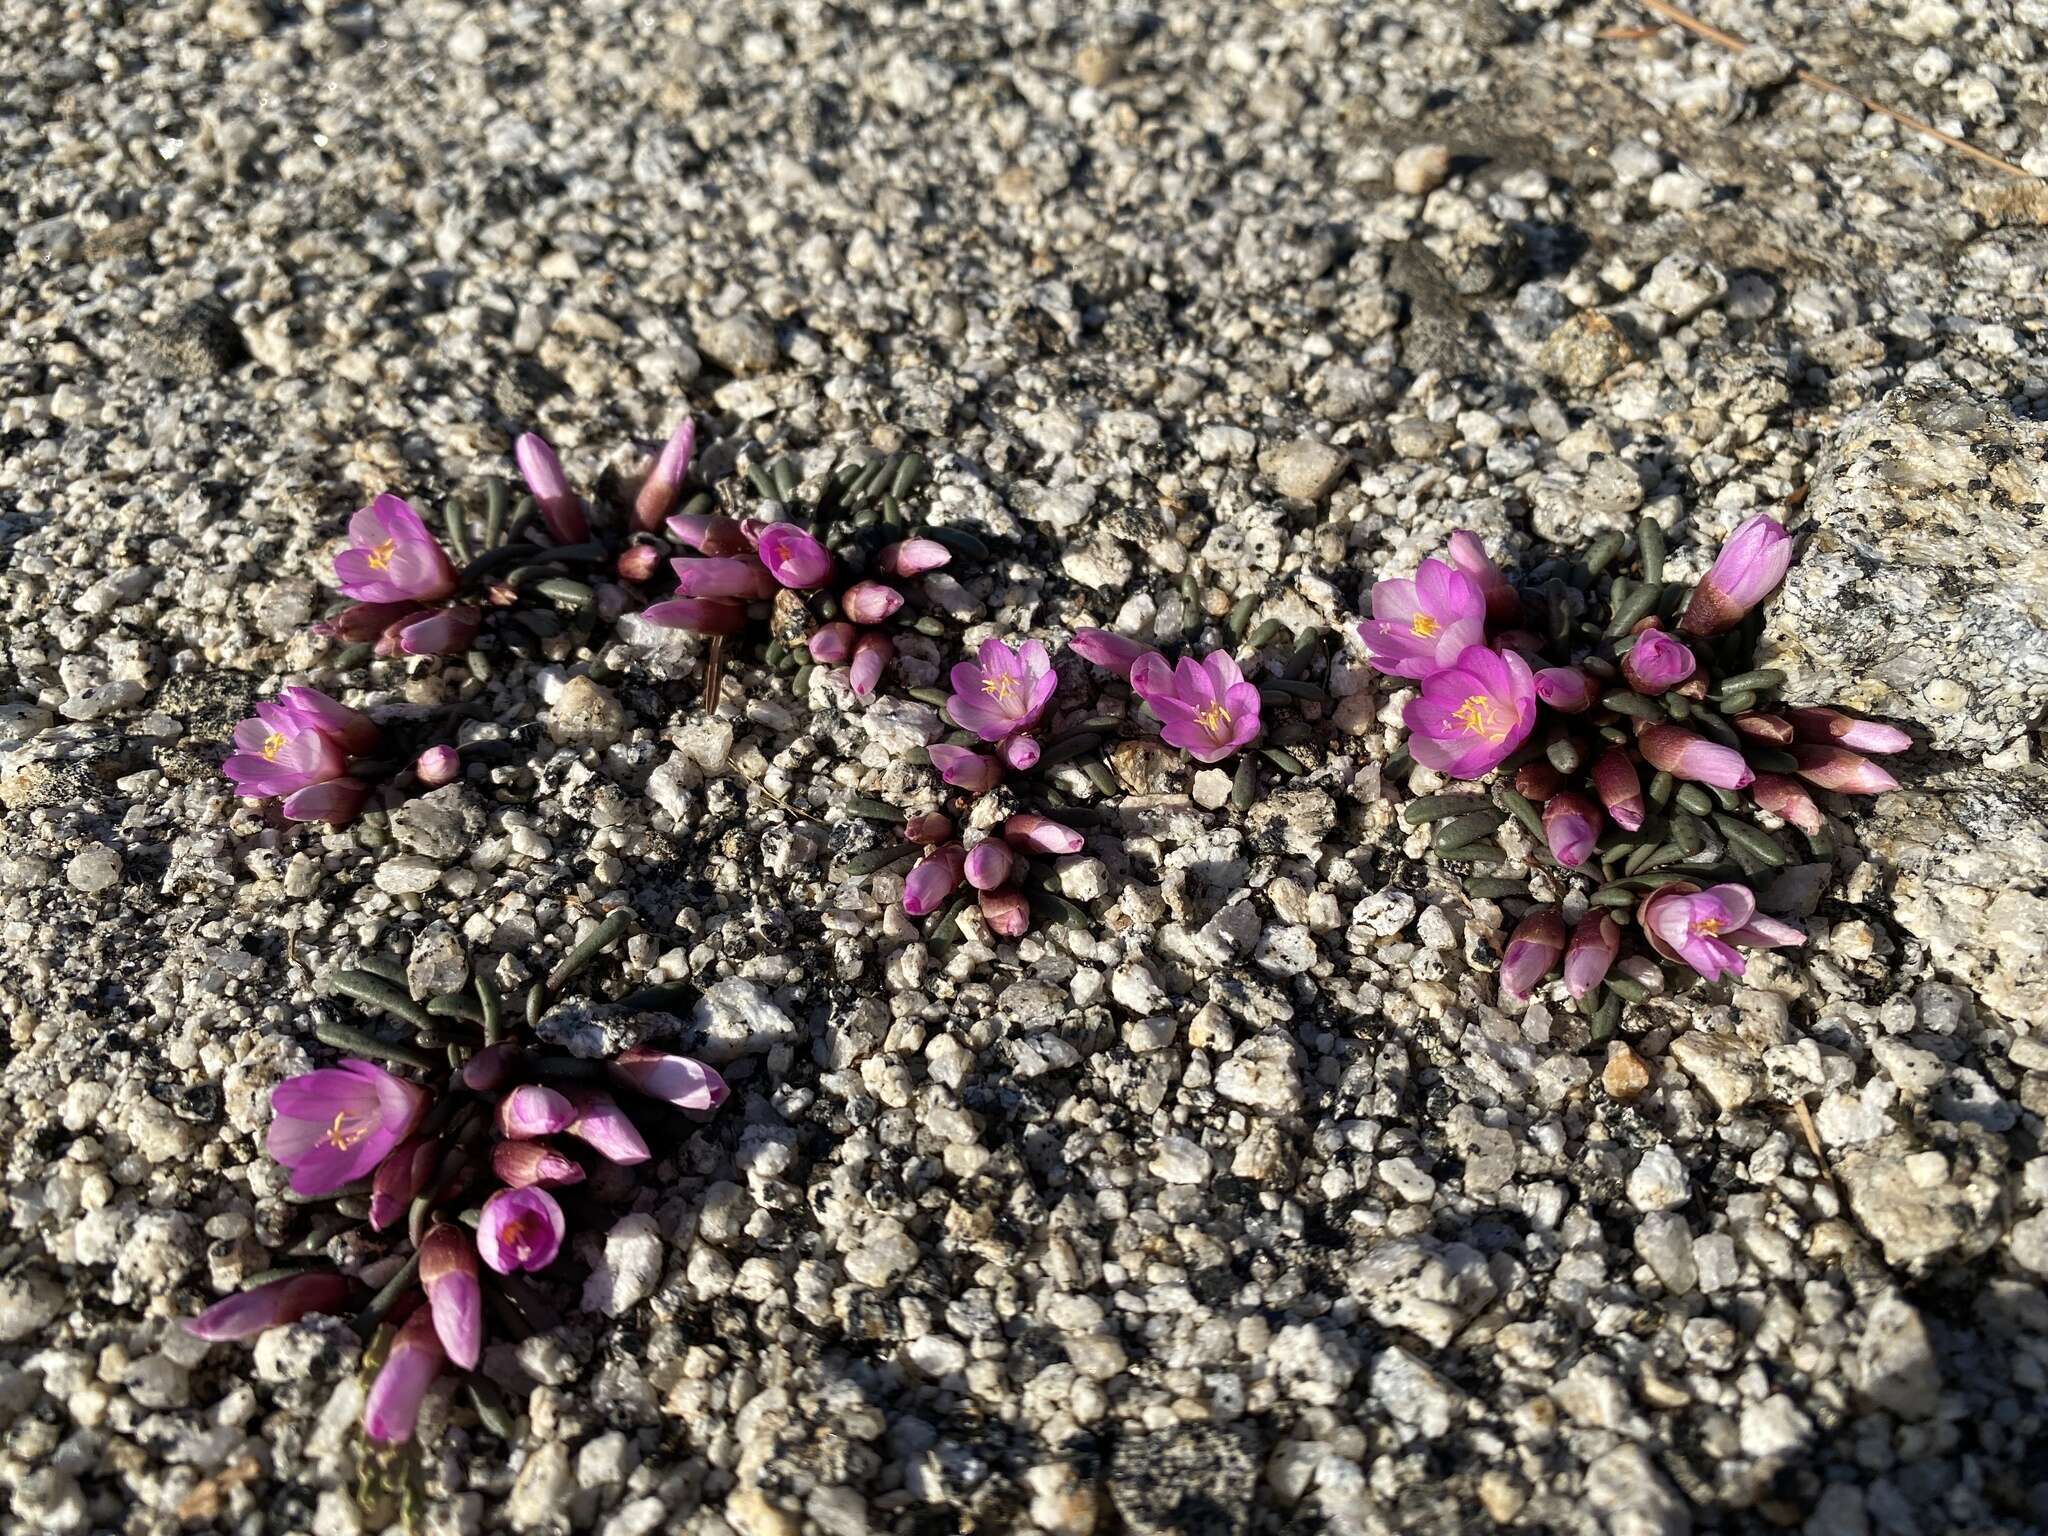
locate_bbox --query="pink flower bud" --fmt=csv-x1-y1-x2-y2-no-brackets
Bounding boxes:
903,844,966,917
756,524,834,590
279,776,372,827
324,599,424,643
1591,747,1644,831
515,433,589,545
841,581,904,625
616,544,664,583
362,1306,445,1445
1514,760,1564,802
1533,666,1597,713
1751,773,1824,834
1732,712,1794,745
498,1084,575,1139
876,538,952,578
1620,629,1696,694
1500,908,1566,1001
1564,913,1621,1000
185,1272,354,1342
1679,514,1793,636
415,746,460,787
640,597,748,634
963,840,1015,891
928,745,1001,793
1541,791,1602,868
490,1139,585,1189
1785,707,1911,755
384,605,482,658
1791,743,1899,795
1636,723,1754,790
978,887,1031,938
477,1187,565,1274
807,622,857,663
1070,628,1155,679
666,512,750,556
608,1048,728,1111
562,1089,650,1165
905,811,953,844
418,1225,483,1370
633,415,697,533
1003,813,1083,855
369,1138,438,1231
670,556,777,601
460,1043,517,1092
1446,530,1521,627
849,632,892,697
1614,954,1666,993
999,734,1040,772
1127,651,1176,698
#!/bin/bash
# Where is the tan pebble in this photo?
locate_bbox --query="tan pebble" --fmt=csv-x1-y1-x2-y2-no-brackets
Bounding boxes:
1603,1042,1651,1101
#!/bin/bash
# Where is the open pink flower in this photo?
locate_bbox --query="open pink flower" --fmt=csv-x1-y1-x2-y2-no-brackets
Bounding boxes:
756,524,833,590
642,596,748,634
1069,628,1154,679
633,415,697,533
1636,723,1754,790
1592,747,1645,831
946,638,1057,742
670,556,777,601
1785,708,1911,755
185,1272,353,1342
1541,790,1602,867
1500,908,1566,1001
224,693,359,800
1533,667,1597,713
267,1060,428,1198
1134,652,1262,763
363,1307,445,1445
928,744,1002,793
1402,645,1537,779
477,1187,566,1274
1791,744,1899,795
904,844,967,916
1564,914,1621,1000
515,433,590,545
419,1225,483,1370
1621,630,1695,694
1642,881,1805,981
335,494,457,604
1678,514,1792,636
1446,531,1521,627
1360,559,1487,679
610,1049,727,1111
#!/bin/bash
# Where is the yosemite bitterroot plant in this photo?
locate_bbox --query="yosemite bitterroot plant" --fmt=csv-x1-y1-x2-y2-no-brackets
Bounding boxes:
222,687,379,826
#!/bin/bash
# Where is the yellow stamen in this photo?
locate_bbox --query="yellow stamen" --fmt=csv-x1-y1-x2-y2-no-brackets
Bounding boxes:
365,538,397,572
1196,701,1231,735
1691,917,1722,938
1410,612,1438,638
321,1110,368,1151
261,731,287,761
1452,694,1510,742
981,674,1019,704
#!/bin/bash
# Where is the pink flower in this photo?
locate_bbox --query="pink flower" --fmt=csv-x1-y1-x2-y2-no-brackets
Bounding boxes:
1446,530,1522,627
670,556,777,601
978,888,1031,938
382,605,482,657
185,1272,354,1342
415,746,460,787
562,1089,650,1165
491,1140,585,1189
325,599,425,643
1614,955,1666,993
1641,882,1805,981
1128,651,1175,697
903,844,966,917
842,581,904,625
362,1306,446,1445
224,693,360,800
1732,712,1795,745
419,1225,483,1370
1514,760,1564,801
756,524,833,590
1402,645,1538,779
515,433,589,545
461,1044,517,1093
1533,667,1597,713
280,777,371,826
1678,514,1793,636
1134,652,1262,763
1591,747,1644,831
964,840,1015,890
642,596,748,634
905,812,953,844
609,1049,727,1111
1621,630,1696,694
1751,772,1824,834
667,511,750,556
498,1084,575,1139
1636,723,1754,790
928,745,1001,793
999,734,1040,772
1500,908,1566,1001
850,632,892,697
807,622,856,663
633,415,697,533
1791,744,1899,795
946,638,1058,742
279,687,379,756
1003,813,1083,855
1541,791,1602,867
1564,914,1621,1000
477,1187,566,1274
1360,559,1487,679
876,539,952,578
334,494,457,604
369,1138,438,1231
267,1060,428,1198
1785,708,1911,755
617,544,665,583
1069,628,1155,679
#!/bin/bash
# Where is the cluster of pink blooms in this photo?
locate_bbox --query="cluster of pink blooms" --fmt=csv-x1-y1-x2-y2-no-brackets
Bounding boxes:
1364,518,1909,1002
898,808,1084,938
322,495,481,659
185,1045,725,1445
222,687,381,825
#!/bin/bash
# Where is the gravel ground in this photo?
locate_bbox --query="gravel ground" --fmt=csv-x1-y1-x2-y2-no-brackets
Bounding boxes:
4,2,2048,1533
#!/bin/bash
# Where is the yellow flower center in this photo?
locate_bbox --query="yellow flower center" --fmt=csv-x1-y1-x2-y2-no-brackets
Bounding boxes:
981,674,1019,704
1196,701,1231,735
321,1110,369,1150
1410,612,1438,638
1452,694,1510,742
1690,917,1721,938
261,731,287,761
366,538,397,572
